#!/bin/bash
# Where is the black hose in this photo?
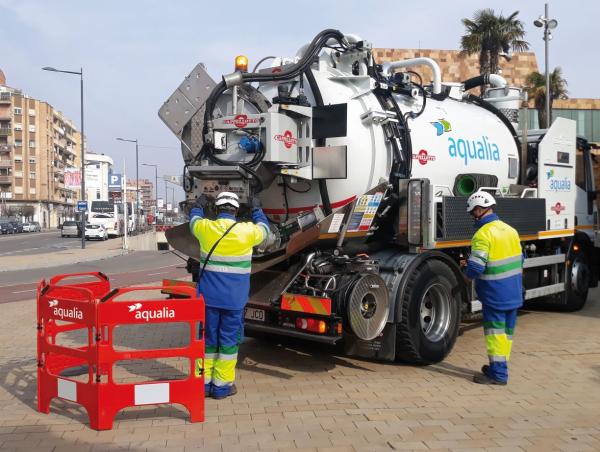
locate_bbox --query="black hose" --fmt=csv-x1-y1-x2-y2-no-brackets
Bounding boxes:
462,74,489,91
201,29,348,197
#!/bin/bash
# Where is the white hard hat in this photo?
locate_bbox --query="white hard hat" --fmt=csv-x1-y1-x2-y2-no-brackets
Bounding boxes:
215,191,240,209
466,191,496,213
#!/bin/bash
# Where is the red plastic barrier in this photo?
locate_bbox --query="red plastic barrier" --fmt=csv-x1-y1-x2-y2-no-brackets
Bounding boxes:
37,272,205,430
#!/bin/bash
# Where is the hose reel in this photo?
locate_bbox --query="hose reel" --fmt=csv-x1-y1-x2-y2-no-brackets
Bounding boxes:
344,273,389,341
453,173,499,196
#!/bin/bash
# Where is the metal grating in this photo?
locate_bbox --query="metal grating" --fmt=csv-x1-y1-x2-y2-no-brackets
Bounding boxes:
437,196,546,241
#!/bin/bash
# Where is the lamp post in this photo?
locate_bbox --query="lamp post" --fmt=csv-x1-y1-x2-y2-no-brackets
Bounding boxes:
142,163,158,223
534,4,558,128
116,137,139,231
42,66,86,249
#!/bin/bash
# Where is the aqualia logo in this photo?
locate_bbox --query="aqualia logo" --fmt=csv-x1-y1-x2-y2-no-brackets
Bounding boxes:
546,169,571,191
128,303,175,322
448,136,501,166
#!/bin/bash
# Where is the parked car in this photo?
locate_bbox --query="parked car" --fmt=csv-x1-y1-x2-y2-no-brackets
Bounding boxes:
9,221,23,233
0,221,15,234
61,221,82,238
23,221,40,232
85,224,107,241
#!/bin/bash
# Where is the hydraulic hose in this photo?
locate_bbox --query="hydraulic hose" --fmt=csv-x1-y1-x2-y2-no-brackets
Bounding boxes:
201,29,348,196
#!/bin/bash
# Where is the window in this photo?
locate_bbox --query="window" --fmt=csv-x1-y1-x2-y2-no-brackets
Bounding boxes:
29,158,36,164
14,139,22,147
14,170,23,177
14,123,22,131
28,109,36,116
28,125,36,132
13,107,22,115
30,172,36,179
29,140,35,148
14,156,22,162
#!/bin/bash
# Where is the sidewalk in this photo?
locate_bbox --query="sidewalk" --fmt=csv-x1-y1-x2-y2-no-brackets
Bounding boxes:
0,286,599,450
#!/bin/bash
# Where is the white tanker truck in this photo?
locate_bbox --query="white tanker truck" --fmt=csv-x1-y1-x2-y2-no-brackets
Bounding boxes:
159,29,600,364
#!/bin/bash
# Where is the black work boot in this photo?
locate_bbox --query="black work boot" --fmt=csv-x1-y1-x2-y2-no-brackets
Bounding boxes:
473,373,507,385
212,384,237,400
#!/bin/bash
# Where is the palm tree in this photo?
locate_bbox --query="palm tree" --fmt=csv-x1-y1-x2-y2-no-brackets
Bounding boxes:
526,67,568,129
460,9,529,80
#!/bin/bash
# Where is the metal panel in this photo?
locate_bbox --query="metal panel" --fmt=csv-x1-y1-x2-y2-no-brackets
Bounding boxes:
438,196,546,241
524,283,565,300
159,63,216,137
312,146,347,179
523,254,565,269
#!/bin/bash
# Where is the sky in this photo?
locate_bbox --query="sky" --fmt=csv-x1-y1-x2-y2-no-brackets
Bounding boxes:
1,0,598,202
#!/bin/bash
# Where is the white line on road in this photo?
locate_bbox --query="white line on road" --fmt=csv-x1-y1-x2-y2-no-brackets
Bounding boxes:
11,289,36,294
147,271,169,276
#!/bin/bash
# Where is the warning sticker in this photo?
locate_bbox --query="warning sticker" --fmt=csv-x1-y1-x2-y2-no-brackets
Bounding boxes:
327,213,345,233
347,193,383,232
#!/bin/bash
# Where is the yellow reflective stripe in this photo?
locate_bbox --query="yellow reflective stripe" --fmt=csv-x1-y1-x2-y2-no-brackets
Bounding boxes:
485,333,510,357
204,356,215,383
487,255,522,267
213,357,237,385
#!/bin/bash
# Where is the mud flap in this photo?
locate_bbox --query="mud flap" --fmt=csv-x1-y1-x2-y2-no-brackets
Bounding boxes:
343,323,396,361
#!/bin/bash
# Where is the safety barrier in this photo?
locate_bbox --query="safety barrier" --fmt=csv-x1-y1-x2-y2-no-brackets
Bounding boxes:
37,272,205,430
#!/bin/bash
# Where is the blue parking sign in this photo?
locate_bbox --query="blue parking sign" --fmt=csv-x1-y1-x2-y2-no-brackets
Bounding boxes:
77,201,88,212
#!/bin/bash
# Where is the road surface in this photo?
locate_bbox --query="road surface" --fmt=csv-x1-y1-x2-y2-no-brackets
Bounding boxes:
0,251,190,304
0,230,114,257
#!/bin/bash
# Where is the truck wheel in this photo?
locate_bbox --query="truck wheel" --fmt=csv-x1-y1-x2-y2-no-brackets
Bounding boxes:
395,260,461,364
561,248,591,312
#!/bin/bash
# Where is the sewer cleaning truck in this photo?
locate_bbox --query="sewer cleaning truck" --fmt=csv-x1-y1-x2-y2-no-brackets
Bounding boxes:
158,29,600,364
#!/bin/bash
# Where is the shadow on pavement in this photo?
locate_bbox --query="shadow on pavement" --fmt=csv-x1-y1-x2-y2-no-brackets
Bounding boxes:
238,334,372,379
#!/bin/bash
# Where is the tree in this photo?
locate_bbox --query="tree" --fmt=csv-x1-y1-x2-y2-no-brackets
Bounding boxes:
460,9,529,81
526,67,568,129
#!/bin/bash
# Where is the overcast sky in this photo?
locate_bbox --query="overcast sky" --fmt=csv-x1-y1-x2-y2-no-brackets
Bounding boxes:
1,0,598,202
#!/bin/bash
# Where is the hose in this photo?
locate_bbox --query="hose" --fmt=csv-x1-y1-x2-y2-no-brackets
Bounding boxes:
201,29,348,196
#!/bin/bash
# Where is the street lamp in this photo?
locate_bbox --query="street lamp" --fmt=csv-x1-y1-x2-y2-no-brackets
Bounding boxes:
533,3,558,128
142,163,158,223
42,66,86,249
116,137,139,231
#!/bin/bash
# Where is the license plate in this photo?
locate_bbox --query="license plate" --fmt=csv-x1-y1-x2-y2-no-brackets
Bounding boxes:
245,307,265,322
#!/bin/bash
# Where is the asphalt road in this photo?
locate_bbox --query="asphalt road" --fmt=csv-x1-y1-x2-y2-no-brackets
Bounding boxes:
0,251,190,304
0,230,115,257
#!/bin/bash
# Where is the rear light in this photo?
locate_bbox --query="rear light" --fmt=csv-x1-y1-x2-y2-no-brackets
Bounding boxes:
336,323,343,335
295,317,327,334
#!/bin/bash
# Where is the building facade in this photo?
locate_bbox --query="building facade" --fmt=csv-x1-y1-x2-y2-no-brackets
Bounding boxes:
0,69,82,228
126,179,154,212
84,152,113,202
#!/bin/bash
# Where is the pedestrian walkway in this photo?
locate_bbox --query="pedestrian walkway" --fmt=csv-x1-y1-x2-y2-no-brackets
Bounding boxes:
0,288,599,451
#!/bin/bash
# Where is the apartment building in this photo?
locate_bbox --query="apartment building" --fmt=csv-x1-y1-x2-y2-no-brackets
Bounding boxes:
0,69,82,228
126,178,154,211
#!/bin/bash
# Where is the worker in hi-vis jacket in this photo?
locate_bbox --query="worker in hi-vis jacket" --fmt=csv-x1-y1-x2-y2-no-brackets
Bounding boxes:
464,191,524,385
189,192,269,399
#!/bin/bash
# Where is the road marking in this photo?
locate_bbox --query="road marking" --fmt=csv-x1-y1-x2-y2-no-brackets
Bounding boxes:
11,289,36,294
147,271,169,276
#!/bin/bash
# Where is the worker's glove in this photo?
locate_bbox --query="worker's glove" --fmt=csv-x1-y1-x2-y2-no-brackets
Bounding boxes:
194,194,209,209
251,197,262,210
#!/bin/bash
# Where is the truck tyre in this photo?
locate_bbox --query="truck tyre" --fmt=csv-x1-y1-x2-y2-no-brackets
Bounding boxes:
561,247,591,312
395,259,461,364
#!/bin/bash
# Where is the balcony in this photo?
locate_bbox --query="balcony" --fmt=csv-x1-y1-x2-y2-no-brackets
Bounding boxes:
0,160,11,169
0,128,12,136
0,94,11,104
0,175,12,184
0,144,12,153
0,112,11,120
